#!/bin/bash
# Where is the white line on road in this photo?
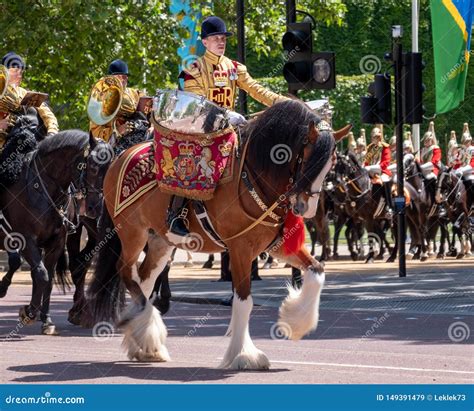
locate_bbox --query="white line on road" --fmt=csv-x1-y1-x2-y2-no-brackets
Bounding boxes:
270,360,474,375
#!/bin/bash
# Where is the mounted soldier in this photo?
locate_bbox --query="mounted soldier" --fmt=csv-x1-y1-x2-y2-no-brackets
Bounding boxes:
364,126,393,218
420,121,443,217
170,15,290,236
0,52,59,149
456,123,474,213
88,59,150,151
447,130,463,169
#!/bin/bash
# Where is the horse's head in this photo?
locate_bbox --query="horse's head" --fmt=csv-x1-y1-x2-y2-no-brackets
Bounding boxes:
82,133,114,219
288,120,334,218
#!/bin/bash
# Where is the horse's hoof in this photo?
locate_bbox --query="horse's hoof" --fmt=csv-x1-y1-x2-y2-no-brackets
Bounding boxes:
202,261,213,269
350,252,358,261
153,298,170,315
436,253,445,260
19,306,35,325
386,258,395,263
41,324,58,335
420,256,428,262
366,258,374,264
456,254,465,260
0,287,7,298
263,263,271,269
251,275,262,281
406,253,414,260
68,311,82,326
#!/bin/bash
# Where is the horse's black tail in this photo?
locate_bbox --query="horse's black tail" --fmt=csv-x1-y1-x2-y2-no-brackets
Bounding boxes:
54,249,71,293
86,205,124,324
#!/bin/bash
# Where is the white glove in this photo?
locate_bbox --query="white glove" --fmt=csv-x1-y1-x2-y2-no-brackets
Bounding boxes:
227,111,247,127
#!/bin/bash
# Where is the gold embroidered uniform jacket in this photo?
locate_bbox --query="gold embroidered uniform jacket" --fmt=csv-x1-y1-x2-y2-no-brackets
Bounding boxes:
0,85,59,134
180,50,288,109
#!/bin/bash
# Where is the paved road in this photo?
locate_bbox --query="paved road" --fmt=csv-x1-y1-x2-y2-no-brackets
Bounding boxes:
0,259,472,384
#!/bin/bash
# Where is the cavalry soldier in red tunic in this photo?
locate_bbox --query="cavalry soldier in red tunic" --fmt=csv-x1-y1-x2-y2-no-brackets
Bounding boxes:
420,121,444,217
0,52,59,148
169,16,289,236
364,127,393,218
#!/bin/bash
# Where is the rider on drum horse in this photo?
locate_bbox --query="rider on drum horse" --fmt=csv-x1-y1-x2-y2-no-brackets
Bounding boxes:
169,16,290,236
364,126,393,219
0,52,59,148
89,59,146,145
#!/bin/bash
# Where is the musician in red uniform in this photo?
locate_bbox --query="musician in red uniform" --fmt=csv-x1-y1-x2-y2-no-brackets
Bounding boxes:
364,127,393,218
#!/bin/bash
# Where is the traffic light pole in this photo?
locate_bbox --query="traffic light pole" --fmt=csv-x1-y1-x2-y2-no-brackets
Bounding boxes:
236,0,248,116
392,30,407,278
286,0,297,96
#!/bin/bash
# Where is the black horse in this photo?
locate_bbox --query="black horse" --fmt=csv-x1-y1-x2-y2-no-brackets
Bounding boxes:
334,151,392,262
0,124,110,334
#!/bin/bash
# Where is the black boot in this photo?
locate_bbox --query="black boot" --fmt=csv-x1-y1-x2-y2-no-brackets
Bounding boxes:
167,195,189,237
383,182,393,218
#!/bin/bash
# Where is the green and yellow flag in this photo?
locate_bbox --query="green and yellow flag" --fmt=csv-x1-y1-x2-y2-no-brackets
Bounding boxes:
431,0,473,113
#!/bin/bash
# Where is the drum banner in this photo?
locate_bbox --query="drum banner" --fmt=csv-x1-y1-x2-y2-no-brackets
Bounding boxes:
114,142,157,217
154,124,236,200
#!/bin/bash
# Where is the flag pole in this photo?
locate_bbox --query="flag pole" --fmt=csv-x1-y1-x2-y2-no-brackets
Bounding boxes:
412,0,421,156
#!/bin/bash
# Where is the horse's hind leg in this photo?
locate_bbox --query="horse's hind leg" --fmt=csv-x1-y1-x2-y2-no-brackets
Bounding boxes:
0,251,22,298
220,246,269,370
118,231,172,362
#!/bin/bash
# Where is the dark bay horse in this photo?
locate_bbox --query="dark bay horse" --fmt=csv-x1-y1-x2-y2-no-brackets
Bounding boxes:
0,127,112,334
87,100,347,369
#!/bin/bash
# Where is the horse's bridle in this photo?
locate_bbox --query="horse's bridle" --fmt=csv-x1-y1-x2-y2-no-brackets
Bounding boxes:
31,146,90,232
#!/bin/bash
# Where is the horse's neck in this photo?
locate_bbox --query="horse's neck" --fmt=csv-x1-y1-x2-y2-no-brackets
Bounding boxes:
38,149,76,191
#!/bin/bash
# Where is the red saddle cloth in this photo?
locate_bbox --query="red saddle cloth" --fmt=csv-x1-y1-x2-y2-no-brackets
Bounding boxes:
153,123,236,200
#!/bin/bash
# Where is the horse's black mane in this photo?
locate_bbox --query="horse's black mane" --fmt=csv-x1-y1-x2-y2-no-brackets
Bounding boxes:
38,129,89,156
244,99,334,189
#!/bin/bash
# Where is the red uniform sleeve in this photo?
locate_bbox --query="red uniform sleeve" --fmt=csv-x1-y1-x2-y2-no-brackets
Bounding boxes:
432,147,441,176
470,155,474,168
380,146,392,176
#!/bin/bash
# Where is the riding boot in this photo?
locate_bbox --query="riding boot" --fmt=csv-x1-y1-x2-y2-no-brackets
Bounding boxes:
383,182,393,217
167,195,190,237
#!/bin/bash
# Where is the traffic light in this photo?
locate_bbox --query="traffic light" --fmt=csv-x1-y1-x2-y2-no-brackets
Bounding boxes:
282,22,336,91
402,52,425,124
360,73,392,124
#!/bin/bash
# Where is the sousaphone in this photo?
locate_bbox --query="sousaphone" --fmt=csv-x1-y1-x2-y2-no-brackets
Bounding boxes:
87,76,123,125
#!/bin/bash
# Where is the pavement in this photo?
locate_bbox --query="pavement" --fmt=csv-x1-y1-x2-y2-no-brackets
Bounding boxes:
0,252,472,384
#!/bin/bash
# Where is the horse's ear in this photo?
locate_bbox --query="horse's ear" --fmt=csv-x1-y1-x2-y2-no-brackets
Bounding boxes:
333,124,353,142
308,120,319,144
89,132,97,149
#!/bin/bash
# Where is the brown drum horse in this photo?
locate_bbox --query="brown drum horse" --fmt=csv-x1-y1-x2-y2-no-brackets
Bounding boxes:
87,100,349,370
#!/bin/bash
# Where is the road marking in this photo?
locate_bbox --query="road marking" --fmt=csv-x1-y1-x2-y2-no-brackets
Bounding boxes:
271,360,474,375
